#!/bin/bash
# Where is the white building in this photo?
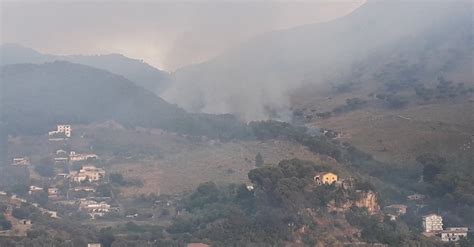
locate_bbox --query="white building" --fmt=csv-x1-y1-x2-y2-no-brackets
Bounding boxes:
49,125,71,139
422,214,443,232
440,227,468,242
88,244,102,247
73,186,96,192
57,125,71,137
69,151,98,162
12,157,30,166
79,199,114,218
29,186,44,195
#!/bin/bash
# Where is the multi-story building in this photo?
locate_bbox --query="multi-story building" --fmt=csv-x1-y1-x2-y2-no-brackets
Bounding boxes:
56,125,71,137
422,214,443,232
49,125,71,139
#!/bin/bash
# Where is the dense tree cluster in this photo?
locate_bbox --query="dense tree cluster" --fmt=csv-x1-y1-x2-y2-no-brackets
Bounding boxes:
332,97,367,114
417,154,474,206
249,121,342,160
165,159,383,245
0,213,12,230
414,76,473,102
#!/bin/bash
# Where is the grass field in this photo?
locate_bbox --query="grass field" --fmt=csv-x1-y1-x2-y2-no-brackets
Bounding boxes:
310,101,474,164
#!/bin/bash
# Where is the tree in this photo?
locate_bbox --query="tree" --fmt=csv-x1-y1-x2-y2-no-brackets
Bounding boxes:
0,214,12,230
96,184,112,197
110,173,126,186
34,159,55,177
459,232,474,247
0,166,30,193
99,228,116,247
417,154,446,183
255,153,264,167
31,191,49,206
12,206,32,219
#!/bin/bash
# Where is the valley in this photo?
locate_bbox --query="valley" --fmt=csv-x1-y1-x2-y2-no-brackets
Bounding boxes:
0,0,473,246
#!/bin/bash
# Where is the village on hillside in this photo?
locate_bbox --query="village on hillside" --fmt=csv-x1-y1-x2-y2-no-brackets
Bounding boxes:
0,124,471,246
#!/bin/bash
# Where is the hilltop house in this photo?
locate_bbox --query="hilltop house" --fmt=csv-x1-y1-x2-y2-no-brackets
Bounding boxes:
422,214,443,233
314,172,338,185
71,165,105,182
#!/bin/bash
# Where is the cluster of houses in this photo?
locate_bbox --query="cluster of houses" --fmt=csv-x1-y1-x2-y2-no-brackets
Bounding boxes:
422,214,469,242
0,190,62,237
14,125,118,220
26,164,112,219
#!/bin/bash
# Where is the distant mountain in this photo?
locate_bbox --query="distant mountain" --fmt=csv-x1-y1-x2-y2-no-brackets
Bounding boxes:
165,0,473,120
0,43,56,64
0,62,246,138
0,44,172,93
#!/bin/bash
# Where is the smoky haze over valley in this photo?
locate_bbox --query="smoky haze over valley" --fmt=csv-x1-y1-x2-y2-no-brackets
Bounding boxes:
1,0,365,71
165,0,473,121
3,0,471,122
1,0,473,246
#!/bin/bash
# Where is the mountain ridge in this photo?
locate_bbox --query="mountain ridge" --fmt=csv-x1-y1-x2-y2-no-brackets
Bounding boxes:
0,43,172,94
165,0,472,121
0,61,246,139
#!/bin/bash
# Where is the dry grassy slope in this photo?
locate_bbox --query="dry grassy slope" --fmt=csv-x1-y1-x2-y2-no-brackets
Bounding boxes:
7,123,342,196
70,124,344,196
308,102,474,164
109,139,335,197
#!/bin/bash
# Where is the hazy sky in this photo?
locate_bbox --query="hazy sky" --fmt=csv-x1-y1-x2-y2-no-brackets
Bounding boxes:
1,0,365,71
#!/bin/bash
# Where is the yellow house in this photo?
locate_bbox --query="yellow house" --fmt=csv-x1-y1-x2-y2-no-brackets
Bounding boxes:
314,172,338,185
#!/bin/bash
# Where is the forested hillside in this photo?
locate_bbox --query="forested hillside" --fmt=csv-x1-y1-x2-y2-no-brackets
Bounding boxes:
0,62,246,139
